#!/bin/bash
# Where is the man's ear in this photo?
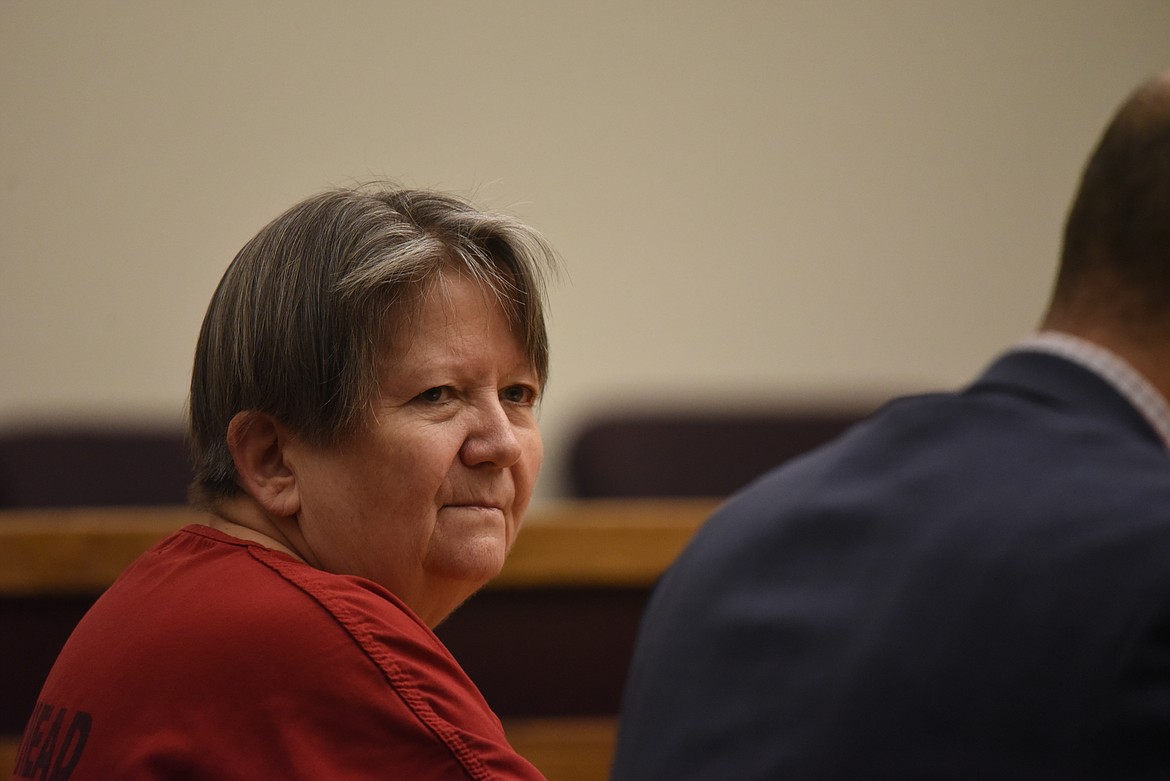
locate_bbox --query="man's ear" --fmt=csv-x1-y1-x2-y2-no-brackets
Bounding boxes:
226,411,300,518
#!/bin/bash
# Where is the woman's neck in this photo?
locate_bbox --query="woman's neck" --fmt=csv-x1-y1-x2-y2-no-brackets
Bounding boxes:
205,502,309,564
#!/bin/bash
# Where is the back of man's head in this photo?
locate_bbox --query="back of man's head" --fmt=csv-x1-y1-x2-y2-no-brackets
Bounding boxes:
1048,71,1170,337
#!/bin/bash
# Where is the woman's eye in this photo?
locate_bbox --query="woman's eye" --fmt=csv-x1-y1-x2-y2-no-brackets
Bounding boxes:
502,385,537,405
418,387,451,403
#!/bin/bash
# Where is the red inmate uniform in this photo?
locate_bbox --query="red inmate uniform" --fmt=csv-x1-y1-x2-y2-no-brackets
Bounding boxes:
11,525,545,780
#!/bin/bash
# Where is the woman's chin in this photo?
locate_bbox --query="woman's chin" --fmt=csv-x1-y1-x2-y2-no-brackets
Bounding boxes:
424,537,509,587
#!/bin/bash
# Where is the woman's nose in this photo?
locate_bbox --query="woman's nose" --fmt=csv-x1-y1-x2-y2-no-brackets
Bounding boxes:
460,400,523,468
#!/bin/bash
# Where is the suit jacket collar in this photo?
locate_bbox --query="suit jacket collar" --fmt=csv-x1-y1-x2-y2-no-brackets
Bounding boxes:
969,350,1164,449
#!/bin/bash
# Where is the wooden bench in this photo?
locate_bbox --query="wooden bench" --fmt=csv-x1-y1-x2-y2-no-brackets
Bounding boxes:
0,499,715,781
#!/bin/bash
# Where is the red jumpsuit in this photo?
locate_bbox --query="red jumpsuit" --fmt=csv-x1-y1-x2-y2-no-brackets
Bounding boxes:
12,525,544,780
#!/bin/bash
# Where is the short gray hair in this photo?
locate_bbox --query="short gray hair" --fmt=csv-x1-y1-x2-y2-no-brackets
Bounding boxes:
188,184,558,509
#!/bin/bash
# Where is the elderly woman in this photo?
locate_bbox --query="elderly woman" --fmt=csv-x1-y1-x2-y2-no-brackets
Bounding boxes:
16,186,558,779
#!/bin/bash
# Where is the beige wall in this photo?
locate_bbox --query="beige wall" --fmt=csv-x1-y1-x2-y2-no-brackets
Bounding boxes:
3,1,1169,498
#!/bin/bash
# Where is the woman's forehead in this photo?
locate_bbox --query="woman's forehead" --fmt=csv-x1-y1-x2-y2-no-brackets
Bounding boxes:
381,270,527,349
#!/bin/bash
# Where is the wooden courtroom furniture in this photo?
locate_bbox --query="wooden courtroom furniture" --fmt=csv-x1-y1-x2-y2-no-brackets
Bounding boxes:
0,499,716,781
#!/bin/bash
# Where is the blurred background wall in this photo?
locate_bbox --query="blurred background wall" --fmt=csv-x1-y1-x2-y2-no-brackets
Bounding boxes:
3,1,1169,499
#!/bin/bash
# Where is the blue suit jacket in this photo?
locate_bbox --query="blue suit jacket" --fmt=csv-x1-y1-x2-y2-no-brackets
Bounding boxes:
612,351,1170,780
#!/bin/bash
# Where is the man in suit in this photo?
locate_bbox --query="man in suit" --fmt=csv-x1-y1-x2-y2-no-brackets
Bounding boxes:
611,70,1170,780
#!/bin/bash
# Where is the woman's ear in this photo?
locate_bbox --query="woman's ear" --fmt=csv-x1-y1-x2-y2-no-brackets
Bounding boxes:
226,411,300,518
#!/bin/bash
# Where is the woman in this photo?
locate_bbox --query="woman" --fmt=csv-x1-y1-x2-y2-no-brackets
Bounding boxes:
14,186,558,780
